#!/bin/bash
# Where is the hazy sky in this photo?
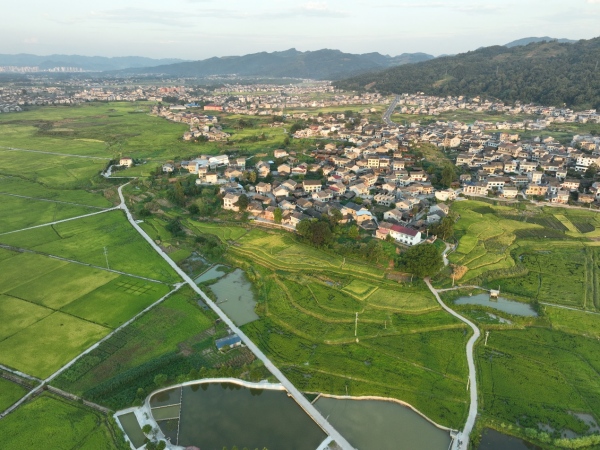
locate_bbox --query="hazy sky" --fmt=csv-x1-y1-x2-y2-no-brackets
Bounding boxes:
3,0,600,59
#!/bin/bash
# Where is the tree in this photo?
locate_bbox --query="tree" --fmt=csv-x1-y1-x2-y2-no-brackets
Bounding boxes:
188,204,200,215
247,171,258,183
156,441,166,450
431,214,455,240
235,194,249,211
153,374,167,387
396,244,443,278
273,207,283,224
142,424,152,435
441,165,457,187
310,221,333,247
347,225,360,240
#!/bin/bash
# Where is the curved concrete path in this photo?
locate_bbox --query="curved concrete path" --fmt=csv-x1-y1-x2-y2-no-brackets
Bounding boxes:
425,278,480,450
116,183,355,450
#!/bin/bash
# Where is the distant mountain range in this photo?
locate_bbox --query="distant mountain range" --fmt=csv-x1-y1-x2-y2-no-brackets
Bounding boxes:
0,54,187,72
335,37,600,109
504,36,577,47
109,48,435,80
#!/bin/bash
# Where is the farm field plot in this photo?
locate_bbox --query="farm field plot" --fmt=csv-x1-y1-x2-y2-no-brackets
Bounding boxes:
366,285,439,312
0,250,68,293
0,393,126,449
0,295,53,341
546,306,600,339
0,377,29,411
186,220,249,241
0,102,202,163
62,275,171,328
0,311,109,379
6,263,118,309
0,210,179,283
0,176,112,207
0,195,99,234
232,228,383,278
477,328,600,435
0,149,108,189
53,287,263,411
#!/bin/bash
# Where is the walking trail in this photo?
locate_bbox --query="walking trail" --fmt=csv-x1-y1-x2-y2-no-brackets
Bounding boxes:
424,278,480,450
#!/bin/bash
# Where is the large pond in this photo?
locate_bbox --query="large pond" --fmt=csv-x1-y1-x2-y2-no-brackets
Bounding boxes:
210,269,259,325
151,382,327,450
477,428,541,450
313,397,452,450
454,294,538,317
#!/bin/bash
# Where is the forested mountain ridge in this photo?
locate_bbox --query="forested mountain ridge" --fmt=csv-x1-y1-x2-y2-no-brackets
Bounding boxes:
335,37,600,109
111,48,434,80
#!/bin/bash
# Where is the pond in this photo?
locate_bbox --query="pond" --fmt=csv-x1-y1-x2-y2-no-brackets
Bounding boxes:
454,293,538,317
313,397,452,450
210,269,259,325
151,382,327,450
117,412,146,449
194,264,228,284
477,428,541,450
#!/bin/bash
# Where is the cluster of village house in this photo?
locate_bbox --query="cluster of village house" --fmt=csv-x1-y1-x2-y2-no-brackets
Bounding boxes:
161,146,457,247
155,106,600,245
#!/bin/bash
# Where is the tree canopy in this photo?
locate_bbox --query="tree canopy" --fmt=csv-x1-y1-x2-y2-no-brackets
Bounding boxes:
396,244,444,278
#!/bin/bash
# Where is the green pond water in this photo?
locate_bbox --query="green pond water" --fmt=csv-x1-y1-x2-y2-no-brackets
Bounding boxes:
153,382,327,450
210,269,259,325
477,428,541,450
195,265,228,284
314,397,452,450
454,294,538,317
117,412,146,448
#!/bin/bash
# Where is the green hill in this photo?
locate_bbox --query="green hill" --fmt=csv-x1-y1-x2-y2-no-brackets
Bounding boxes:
335,37,600,109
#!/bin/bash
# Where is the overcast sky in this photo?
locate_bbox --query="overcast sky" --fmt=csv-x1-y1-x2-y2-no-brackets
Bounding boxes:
3,0,600,59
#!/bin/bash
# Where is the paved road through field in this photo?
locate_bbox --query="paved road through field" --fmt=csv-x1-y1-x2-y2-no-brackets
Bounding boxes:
116,183,356,450
425,278,480,450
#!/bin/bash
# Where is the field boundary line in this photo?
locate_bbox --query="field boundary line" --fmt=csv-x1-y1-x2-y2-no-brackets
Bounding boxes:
0,283,184,420
540,302,600,315
0,243,169,285
0,145,110,160
0,207,120,236
0,192,110,210
116,183,356,450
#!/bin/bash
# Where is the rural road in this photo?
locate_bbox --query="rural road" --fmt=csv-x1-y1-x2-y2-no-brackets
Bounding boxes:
425,278,480,450
382,95,400,126
116,183,356,450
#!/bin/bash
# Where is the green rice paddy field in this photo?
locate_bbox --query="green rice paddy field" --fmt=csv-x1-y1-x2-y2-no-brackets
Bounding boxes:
0,393,127,450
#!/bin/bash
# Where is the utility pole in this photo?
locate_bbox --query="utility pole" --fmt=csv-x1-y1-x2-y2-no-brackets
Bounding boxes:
104,246,109,270
466,377,470,391
355,312,358,337
485,331,490,346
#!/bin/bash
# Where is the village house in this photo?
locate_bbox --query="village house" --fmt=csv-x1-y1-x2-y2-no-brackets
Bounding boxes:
223,193,240,211
303,180,322,193
119,157,133,167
